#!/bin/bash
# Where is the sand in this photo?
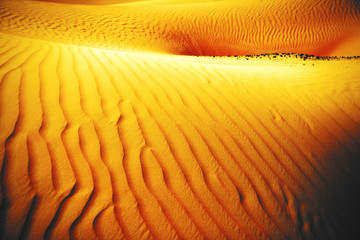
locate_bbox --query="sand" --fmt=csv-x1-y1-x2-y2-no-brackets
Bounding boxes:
1,0,360,55
1,0,360,239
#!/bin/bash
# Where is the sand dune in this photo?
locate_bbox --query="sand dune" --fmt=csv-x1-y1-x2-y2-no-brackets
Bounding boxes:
1,33,360,239
1,0,360,239
1,0,360,56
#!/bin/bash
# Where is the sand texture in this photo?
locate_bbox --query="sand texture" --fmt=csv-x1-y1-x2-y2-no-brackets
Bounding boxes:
1,0,360,55
1,0,360,239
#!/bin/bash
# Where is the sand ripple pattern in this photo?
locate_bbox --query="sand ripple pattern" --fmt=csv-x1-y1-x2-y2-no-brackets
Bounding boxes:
1,34,360,239
0,0,360,55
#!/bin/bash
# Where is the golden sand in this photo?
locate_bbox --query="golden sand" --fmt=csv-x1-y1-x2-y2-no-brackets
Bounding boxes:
1,0,360,239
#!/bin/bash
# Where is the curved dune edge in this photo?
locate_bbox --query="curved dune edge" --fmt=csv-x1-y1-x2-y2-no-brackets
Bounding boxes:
0,33,360,239
1,0,360,56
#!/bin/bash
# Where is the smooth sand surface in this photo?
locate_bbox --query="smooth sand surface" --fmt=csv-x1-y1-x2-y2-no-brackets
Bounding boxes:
1,0,360,239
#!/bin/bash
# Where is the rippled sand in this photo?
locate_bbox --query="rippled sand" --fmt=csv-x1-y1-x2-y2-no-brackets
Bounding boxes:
1,0,360,239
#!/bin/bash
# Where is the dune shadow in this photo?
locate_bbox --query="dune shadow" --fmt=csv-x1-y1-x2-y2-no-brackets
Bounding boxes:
315,131,360,239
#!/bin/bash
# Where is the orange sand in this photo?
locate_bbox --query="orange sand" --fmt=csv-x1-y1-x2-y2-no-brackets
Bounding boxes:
1,0,360,56
1,0,360,239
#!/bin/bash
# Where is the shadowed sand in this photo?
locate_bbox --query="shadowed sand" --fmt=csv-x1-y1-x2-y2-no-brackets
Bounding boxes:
1,0,360,239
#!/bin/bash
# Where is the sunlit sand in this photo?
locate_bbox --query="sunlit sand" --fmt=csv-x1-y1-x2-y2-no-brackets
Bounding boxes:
1,0,360,239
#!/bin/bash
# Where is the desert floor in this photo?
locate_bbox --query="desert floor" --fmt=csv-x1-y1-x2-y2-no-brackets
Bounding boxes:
1,0,360,239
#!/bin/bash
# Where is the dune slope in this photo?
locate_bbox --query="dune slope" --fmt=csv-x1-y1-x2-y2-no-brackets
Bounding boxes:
1,0,360,239
0,33,360,239
1,0,360,56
